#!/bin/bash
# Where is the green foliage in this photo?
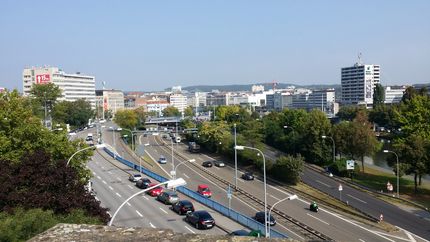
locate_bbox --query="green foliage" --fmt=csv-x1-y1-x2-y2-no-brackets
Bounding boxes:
270,155,304,184
53,99,94,128
162,106,180,117
114,109,138,130
240,120,264,148
215,105,251,123
28,83,62,119
394,94,430,138
197,121,230,152
337,106,366,121
373,83,385,108
0,208,103,242
368,104,397,129
184,106,194,117
133,107,147,128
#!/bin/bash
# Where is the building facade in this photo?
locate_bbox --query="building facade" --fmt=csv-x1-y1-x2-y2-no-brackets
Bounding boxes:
384,86,406,104
96,89,124,116
169,93,187,112
341,63,380,107
23,66,96,108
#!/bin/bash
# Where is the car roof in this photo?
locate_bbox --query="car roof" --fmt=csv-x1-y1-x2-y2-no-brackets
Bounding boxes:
194,210,210,216
179,200,192,205
231,230,249,235
133,174,142,176
164,190,177,195
198,184,209,188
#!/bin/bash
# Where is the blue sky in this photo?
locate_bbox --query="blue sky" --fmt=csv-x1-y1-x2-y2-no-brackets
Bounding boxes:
1,1,429,91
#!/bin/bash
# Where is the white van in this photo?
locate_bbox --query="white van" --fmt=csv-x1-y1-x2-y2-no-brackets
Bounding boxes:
175,136,181,143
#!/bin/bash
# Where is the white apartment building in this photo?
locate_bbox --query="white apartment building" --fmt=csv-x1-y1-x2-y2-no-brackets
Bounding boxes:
307,89,337,115
341,63,380,107
384,86,406,104
95,89,124,115
169,93,187,112
23,66,96,108
146,100,169,116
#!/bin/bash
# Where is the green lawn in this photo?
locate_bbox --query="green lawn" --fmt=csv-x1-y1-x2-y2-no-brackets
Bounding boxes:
352,167,430,208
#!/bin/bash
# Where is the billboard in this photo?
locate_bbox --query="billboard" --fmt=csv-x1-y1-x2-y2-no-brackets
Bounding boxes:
36,74,50,84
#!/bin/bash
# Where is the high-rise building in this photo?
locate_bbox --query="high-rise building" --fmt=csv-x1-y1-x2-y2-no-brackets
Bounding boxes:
169,93,187,112
341,63,380,107
23,66,96,108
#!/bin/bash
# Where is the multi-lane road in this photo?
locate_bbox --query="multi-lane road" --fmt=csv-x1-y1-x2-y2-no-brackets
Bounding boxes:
90,125,428,241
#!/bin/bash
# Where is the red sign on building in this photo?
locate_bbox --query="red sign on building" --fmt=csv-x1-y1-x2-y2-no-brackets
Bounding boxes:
35,74,51,84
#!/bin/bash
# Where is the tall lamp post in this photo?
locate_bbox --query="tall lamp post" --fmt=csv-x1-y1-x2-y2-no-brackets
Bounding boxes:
122,128,135,151
268,194,298,237
383,150,400,198
235,145,268,237
322,135,335,164
67,144,105,166
108,178,187,226
171,159,195,179
234,123,238,190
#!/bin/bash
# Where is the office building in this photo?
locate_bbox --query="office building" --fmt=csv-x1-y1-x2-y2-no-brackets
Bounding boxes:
169,93,187,112
385,86,406,104
96,89,124,115
341,63,380,107
23,66,96,108
146,99,169,116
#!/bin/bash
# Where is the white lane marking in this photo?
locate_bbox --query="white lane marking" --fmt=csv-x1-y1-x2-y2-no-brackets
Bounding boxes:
142,196,149,200
101,166,105,169
237,178,245,183
92,171,97,175
183,173,190,179
116,177,121,181
270,194,279,200
347,194,367,204
359,239,366,242
150,222,156,228
127,185,134,189
108,186,114,190
373,230,417,241
316,180,332,188
307,213,330,225
396,226,422,242
214,166,220,170
96,176,101,179
108,171,113,174
136,210,143,217
102,180,107,184
159,207,168,214
185,226,195,234
115,192,122,198
95,161,99,165
127,202,131,207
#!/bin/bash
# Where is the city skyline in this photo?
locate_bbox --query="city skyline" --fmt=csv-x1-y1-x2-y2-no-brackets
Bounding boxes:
1,1,429,91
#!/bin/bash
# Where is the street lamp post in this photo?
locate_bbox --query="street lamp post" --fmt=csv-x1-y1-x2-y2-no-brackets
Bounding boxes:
384,150,400,198
322,135,335,164
171,159,195,179
108,178,187,226
234,123,238,190
170,136,175,175
67,144,105,166
235,145,268,237
267,194,298,237
122,128,135,151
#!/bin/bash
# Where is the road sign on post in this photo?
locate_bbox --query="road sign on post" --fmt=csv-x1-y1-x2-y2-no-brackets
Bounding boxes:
338,184,343,201
387,181,393,192
227,185,232,214
346,160,355,170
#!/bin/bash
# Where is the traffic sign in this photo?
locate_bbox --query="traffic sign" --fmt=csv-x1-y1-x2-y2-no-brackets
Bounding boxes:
227,185,232,199
387,181,393,192
346,160,355,170
338,184,343,191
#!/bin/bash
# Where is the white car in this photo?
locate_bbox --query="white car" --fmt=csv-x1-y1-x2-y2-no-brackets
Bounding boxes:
158,156,167,164
129,174,142,182
116,127,123,131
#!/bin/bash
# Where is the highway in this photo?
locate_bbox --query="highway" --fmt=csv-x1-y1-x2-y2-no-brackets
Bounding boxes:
262,145,430,241
77,128,248,236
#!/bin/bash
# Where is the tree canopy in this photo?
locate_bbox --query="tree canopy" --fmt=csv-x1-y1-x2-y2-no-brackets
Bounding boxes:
162,106,181,117
114,109,138,130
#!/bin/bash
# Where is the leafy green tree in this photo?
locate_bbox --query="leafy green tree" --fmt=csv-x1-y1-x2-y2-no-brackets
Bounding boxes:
240,120,264,148
114,109,138,130
394,94,430,138
270,155,304,184
133,107,147,128
373,83,385,108
53,99,94,128
197,121,230,152
162,106,180,117
337,106,366,121
401,86,418,103
332,121,353,159
29,83,62,118
368,104,397,129
184,106,194,117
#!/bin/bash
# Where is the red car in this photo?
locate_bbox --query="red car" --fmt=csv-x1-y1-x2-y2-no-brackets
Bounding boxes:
197,184,212,198
146,183,163,197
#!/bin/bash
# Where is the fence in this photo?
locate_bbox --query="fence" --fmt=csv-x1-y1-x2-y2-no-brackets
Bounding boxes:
103,147,287,238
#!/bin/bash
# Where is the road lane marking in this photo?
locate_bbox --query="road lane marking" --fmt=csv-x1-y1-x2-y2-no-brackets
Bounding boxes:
116,177,121,181
95,161,99,165
142,196,149,200
96,176,101,179
92,171,97,175
214,166,220,170
108,171,113,174
108,186,114,190
183,173,190,178
347,194,367,204
102,180,107,184
150,222,156,228
115,192,122,198
101,166,105,169
159,207,168,214
237,178,244,183
127,185,134,189
136,210,143,217
359,239,366,242
184,226,195,234
307,213,330,225
127,202,131,207
270,194,279,200
316,180,332,188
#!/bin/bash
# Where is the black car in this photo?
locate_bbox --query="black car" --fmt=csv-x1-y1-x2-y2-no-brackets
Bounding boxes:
202,161,213,167
229,230,250,236
241,172,254,180
185,210,215,229
254,212,276,226
213,160,225,167
172,200,195,215
136,178,151,189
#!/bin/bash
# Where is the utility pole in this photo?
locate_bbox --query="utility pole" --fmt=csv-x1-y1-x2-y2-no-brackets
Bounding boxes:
234,123,238,189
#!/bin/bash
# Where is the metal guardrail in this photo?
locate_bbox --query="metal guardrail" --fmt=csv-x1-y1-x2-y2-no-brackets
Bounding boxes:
102,147,287,238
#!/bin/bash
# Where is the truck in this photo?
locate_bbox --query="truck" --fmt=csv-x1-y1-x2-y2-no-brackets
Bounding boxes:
188,142,200,153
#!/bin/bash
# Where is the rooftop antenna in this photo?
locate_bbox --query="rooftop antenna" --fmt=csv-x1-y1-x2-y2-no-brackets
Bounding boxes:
357,52,363,65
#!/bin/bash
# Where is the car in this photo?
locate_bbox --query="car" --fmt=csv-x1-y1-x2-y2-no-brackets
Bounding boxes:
229,230,251,236
172,200,195,215
158,156,167,164
202,161,213,167
146,183,163,196
116,127,122,131
157,190,179,205
254,212,276,226
129,174,142,182
136,178,151,189
197,184,212,197
241,172,254,180
213,160,225,167
185,210,215,229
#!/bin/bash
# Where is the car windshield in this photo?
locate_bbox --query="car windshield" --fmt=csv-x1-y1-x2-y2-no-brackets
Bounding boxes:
198,212,212,220
202,188,209,192
134,174,141,177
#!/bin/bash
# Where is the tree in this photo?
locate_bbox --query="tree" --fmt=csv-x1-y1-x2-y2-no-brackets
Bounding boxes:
401,86,418,103
197,121,230,152
332,121,353,159
270,155,304,185
114,109,138,130
53,99,94,128
133,107,147,128
337,106,366,121
184,106,194,117
29,83,62,119
394,94,430,138
373,83,385,108
240,120,264,148
162,106,180,117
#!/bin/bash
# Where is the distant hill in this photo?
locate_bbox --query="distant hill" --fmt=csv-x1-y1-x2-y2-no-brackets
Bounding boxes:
181,83,340,92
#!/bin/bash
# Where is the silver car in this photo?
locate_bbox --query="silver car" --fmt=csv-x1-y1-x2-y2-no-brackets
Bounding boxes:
157,190,179,204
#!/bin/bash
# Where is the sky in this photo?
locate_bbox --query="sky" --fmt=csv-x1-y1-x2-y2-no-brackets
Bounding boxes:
0,1,429,91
